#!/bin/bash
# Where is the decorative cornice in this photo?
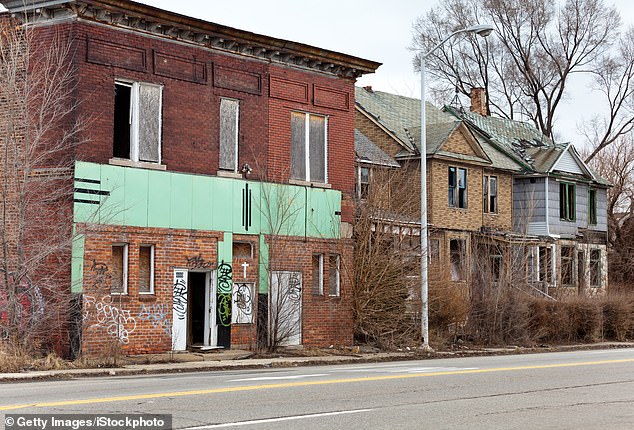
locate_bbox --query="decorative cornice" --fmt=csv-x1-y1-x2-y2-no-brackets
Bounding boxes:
1,0,381,79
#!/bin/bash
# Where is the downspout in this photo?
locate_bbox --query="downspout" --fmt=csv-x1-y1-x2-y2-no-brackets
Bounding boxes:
545,176,550,236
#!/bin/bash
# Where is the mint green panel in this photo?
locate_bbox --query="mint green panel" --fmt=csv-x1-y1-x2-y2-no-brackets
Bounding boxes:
258,234,269,293
218,232,233,264
259,183,306,237
73,162,103,223
124,168,149,227
71,232,85,293
212,177,234,232
147,170,172,228
170,173,193,228
307,188,341,238
232,181,261,234
99,164,125,225
191,176,214,230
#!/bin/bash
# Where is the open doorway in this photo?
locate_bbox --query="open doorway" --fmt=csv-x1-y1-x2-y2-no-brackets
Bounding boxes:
186,271,217,349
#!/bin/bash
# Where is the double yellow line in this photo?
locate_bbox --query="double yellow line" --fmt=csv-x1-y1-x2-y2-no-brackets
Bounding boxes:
1,357,633,411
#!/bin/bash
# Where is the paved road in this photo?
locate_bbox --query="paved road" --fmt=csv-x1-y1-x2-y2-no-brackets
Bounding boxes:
1,348,633,429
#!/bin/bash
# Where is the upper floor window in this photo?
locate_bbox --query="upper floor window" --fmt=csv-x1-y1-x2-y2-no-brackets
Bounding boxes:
588,189,597,225
113,81,163,163
448,167,468,209
357,166,370,199
219,98,240,172
559,182,576,221
290,112,327,183
483,175,498,213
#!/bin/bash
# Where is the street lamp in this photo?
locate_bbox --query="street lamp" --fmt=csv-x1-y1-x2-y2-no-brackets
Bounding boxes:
419,24,495,351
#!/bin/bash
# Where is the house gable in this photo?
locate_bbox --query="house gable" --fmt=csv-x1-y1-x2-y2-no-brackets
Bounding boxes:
434,123,491,165
550,145,594,179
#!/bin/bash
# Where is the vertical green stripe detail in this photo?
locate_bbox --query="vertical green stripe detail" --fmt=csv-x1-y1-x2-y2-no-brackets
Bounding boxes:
71,230,85,293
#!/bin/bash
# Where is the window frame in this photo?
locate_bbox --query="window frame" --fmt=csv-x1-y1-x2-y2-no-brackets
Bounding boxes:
312,253,324,296
358,165,370,199
448,166,468,209
113,80,163,165
483,175,498,214
138,244,155,295
589,248,601,288
111,243,129,295
219,97,240,172
559,182,576,222
328,253,341,297
449,239,466,281
561,246,575,286
290,111,328,183
588,189,597,225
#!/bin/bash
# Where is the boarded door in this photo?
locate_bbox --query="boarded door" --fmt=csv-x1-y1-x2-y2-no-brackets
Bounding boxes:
172,269,188,351
270,271,302,346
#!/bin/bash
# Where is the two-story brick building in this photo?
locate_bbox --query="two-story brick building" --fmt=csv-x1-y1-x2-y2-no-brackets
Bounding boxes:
0,0,379,356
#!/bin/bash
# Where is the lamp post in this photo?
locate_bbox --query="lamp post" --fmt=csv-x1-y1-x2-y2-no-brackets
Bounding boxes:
419,24,495,350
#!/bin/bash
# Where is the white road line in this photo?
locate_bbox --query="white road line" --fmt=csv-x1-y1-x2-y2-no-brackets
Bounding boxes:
229,374,329,382
183,409,374,429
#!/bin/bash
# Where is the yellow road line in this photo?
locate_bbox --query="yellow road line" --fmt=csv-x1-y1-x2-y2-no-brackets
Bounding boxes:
1,357,633,411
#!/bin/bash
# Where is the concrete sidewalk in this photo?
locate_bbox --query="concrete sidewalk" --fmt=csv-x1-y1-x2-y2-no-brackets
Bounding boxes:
2,342,633,382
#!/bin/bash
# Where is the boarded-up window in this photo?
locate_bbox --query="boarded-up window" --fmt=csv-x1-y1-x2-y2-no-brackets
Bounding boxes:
111,244,128,294
290,112,327,183
219,98,239,171
137,83,162,163
139,245,154,294
312,253,323,295
328,254,340,296
233,241,253,259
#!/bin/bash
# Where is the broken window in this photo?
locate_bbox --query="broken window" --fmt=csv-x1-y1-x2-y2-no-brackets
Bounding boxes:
561,246,574,286
588,189,597,225
483,175,498,213
312,253,324,295
450,239,466,281
233,241,253,259
358,166,370,199
328,254,340,296
139,245,154,294
448,167,467,208
559,183,576,221
113,81,162,163
111,244,128,294
219,98,240,171
590,249,601,287
291,112,327,183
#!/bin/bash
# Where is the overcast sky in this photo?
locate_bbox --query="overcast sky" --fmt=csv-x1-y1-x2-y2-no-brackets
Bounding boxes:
3,0,633,148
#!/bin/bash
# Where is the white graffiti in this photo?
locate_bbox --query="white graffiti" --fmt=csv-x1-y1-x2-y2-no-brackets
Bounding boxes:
138,303,172,337
83,295,137,344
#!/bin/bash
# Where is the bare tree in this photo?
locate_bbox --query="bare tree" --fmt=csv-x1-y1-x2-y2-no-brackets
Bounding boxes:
586,135,634,286
411,0,633,159
0,17,85,353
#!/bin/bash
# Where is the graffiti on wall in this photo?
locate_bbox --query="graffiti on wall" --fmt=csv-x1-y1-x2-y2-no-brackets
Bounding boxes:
138,303,171,337
232,283,253,324
217,261,232,327
0,272,45,339
83,295,137,344
173,273,187,320
186,254,214,270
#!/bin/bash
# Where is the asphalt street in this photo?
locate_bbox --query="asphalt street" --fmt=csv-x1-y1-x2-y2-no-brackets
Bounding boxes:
1,348,633,429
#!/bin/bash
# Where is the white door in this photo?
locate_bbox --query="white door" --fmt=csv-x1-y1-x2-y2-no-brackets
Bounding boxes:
206,271,218,347
172,269,188,351
270,271,302,346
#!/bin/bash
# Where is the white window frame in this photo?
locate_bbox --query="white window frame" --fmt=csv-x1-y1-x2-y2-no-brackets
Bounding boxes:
139,244,155,295
292,112,328,183
328,254,340,297
219,97,240,172
114,80,163,164
111,243,129,295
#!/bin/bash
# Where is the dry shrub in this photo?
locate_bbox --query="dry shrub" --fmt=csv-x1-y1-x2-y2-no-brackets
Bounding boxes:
428,266,470,341
601,293,634,341
565,298,601,342
0,343,71,372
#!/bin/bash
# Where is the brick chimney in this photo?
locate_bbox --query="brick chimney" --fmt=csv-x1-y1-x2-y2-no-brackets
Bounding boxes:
470,87,488,116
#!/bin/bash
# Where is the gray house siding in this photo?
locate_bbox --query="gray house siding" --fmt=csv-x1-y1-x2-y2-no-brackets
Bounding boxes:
548,179,608,237
513,178,547,235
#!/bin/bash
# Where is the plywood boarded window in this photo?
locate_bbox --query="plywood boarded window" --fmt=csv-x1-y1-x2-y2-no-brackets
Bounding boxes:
290,112,327,183
139,245,154,294
328,254,340,296
219,98,239,171
113,81,162,163
111,244,128,294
